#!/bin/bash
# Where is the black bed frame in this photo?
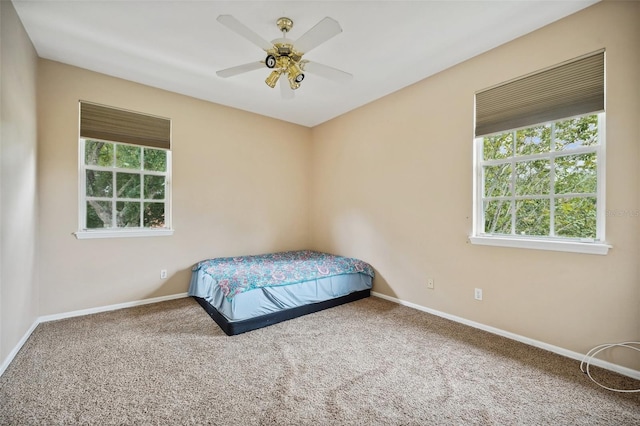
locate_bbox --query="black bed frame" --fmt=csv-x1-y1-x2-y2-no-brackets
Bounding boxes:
193,289,370,336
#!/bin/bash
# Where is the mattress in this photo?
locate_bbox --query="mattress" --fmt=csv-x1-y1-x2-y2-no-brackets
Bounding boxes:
188,250,374,335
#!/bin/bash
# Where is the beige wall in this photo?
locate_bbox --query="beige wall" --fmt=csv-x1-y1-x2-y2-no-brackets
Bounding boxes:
37,60,311,315
0,0,39,364
310,1,640,370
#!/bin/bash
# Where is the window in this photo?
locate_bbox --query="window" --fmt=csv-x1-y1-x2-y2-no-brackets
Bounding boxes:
471,51,609,254
476,114,603,241
76,102,172,239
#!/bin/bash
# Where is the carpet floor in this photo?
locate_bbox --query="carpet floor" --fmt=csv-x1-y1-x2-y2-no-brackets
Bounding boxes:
1,296,638,425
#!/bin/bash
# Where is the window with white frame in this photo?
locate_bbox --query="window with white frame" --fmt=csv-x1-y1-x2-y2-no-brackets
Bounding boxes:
76,102,173,239
471,51,608,254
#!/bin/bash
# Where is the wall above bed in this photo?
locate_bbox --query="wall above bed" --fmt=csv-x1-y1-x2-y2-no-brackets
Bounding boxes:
36,59,313,315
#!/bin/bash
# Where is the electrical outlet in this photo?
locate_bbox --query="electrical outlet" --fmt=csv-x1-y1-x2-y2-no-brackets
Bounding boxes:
160,269,168,279
474,288,483,300
427,278,434,289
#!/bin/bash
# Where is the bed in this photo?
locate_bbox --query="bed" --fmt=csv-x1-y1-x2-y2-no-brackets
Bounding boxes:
188,250,374,335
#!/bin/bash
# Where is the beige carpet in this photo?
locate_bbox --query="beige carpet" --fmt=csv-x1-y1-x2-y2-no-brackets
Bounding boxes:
1,296,638,425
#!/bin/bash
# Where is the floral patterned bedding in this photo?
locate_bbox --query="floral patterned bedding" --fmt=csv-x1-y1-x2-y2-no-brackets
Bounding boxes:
192,250,375,300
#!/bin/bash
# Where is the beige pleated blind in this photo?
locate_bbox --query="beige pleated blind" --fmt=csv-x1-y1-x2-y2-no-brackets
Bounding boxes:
475,51,604,137
80,102,171,149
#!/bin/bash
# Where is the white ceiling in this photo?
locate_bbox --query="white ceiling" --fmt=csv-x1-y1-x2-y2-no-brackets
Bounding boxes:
12,0,599,127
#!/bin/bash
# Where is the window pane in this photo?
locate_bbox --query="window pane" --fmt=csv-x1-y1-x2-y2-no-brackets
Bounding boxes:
144,175,165,200
555,197,596,239
86,170,113,197
116,201,141,227
116,172,141,199
515,199,550,236
483,132,513,160
484,164,511,197
85,140,114,166
116,145,141,169
484,200,512,234
515,124,551,156
144,148,167,172
555,115,598,151
555,153,597,194
515,160,550,195
86,201,112,228
144,202,165,228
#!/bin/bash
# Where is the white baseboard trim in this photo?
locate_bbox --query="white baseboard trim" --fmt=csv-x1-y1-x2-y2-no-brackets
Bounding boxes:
4,291,637,381
37,292,189,323
371,291,640,381
0,320,40,378
0,292,188,377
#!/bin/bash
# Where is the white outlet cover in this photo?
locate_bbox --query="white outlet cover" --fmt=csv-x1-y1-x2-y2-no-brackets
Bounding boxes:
474,288,483,300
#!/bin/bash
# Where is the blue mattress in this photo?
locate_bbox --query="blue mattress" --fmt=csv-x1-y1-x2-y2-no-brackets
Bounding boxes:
188,251,374,335
189,265,372,322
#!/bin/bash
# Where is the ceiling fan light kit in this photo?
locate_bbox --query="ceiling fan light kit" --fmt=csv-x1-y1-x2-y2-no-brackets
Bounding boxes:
216,15,352,98
265,51,304,90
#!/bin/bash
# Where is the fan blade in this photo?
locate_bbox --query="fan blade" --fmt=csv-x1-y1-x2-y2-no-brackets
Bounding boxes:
293,17,342,54
301,61,353,83
216,61,265,78
217,15,273,52
280,79,294,100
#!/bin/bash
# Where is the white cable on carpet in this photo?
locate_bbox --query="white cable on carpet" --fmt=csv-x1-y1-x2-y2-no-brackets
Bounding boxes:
580,341,640,393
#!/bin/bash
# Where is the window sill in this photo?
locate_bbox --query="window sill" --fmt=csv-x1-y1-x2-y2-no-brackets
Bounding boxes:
469,235,611,255
74,228,174,240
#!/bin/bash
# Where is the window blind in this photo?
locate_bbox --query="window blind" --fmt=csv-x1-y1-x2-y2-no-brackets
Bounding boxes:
475,51,604,137
80,102,171,149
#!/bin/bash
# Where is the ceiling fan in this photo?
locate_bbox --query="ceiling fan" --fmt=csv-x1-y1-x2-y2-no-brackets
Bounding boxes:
216,15,353,99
